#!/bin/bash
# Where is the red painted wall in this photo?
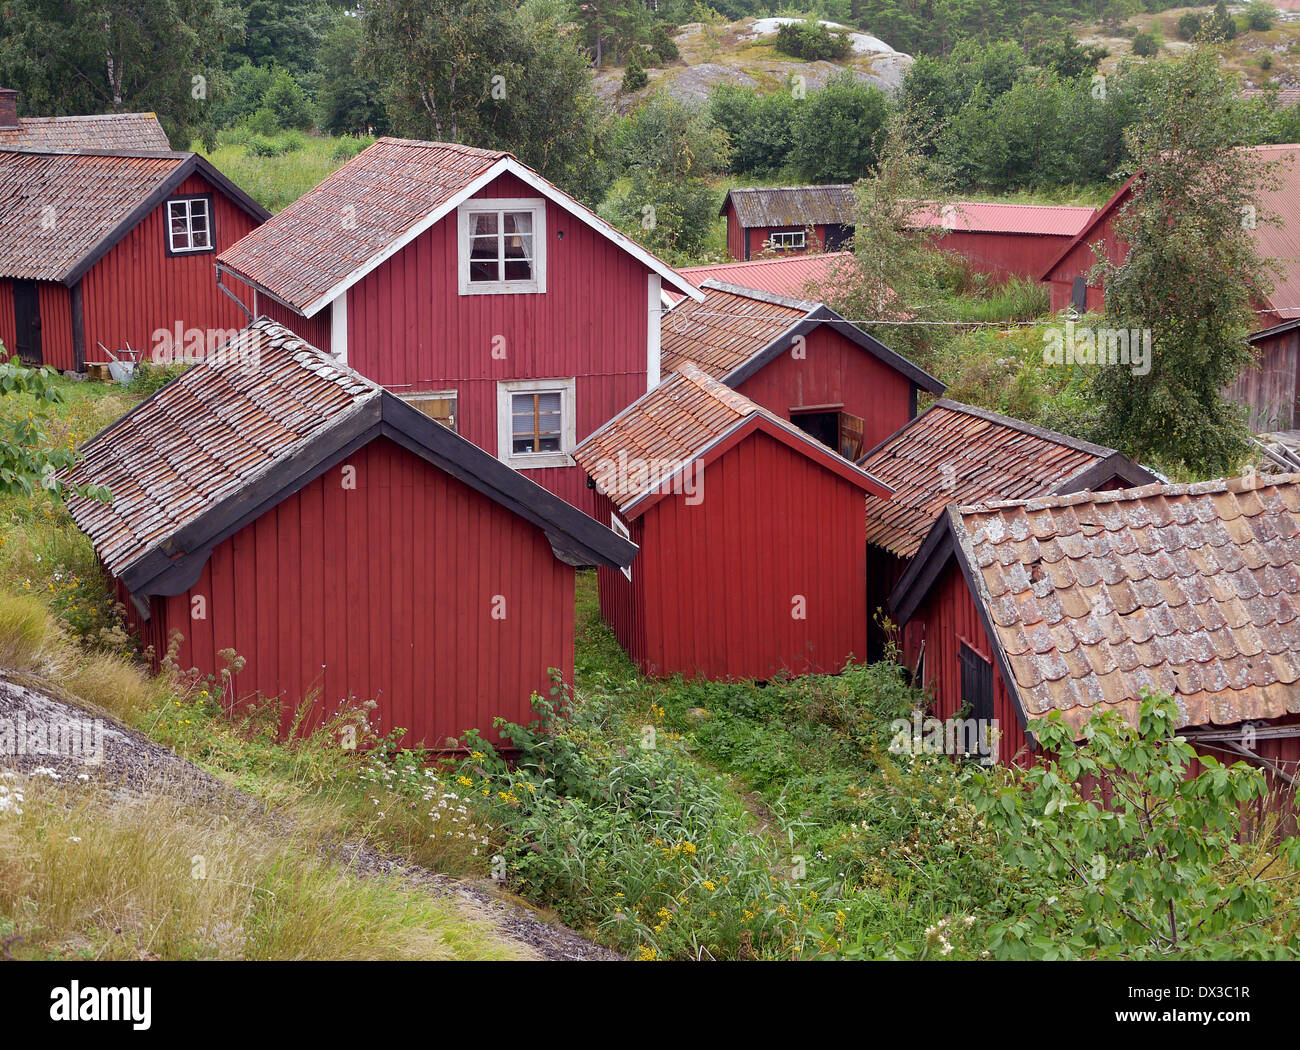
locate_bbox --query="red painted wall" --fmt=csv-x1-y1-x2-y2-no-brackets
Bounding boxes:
124,437,575,750
1044,204,1126,313
80,172,262,364
256,292,330,352
0,279,12,358
598,428,868,680
938,231,1075,283
742,224,828,261
734,325,915,454
725,205,745,261
0,279,71,369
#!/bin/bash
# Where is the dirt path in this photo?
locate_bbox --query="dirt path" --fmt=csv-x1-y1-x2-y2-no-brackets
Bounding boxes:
0,676,621,962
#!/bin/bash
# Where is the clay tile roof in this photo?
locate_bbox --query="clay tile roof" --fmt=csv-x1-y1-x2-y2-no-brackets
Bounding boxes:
217,138,509,312
953,474,1300,734
720,185,858,228
573,361,886,515
0,149,192,281
661,281,813,378
0,112,171,152
62,319,382,579
906,200,1096,237
860,400,1155,558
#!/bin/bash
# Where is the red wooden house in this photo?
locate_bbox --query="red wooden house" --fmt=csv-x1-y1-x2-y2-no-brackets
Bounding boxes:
0,147,267,371
216,137,701,514
887,475,1300,799
1041,145,1300,429
719,185,857,260
857,399,1154,660
61,319,636,749
573,362,889,681
907,201,1095,283
660,279,944,460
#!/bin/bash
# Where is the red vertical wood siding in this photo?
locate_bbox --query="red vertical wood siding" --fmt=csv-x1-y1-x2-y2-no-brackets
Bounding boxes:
616,429,867,680
1229,328,1300,430
726,205,745,260
0,280,74,370
938,231,1075,283
0,278,15,360
593,491,648,667
342,171,652,513
136,437,574,749
735,325,915,453
1045,206,1125,313
744,224,827,260
79,173,263,363
255,292,331,351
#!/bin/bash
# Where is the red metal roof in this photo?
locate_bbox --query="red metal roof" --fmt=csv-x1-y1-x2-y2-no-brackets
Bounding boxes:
673,252,852,302
953,475,1300,734
860,400,1153,559
0,113,170,152
907,200,1096,237
573,360,887,515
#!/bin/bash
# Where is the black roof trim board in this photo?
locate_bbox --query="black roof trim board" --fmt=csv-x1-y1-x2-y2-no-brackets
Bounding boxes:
60,152,270,286
1248,316,1300,342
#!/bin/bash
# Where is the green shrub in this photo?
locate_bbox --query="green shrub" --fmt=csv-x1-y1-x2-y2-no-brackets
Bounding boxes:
774,19,852,62
650,24,679,63
621,48,648,93
128,360,190,397
1131,31,1158,57
1245,1,1276,31
329,135,375,163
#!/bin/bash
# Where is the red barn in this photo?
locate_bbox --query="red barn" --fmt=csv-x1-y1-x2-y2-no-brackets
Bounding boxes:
1041,145,1300,429
660,279,944,460
573,362,890,680
0,147,267,371
719,185,857,260
907,201,1095,283
857,399,1154,661
216,137,701,514
888,475,1300,806
62,319,636,750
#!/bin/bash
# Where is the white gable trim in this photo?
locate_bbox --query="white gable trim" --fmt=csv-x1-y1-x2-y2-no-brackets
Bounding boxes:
330,292,348,364
300,155,702,318
646,273,662,389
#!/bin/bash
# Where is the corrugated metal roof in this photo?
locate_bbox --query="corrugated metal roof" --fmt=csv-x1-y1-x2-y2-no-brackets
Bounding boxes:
63,319,381,579
860,400,1135,559
0,149,190,281
0,113,170,152
954,475,1300,733
216,138,509,312
721,185,857,228
661,282,813,378
907,200,1095,237
672,252,852,303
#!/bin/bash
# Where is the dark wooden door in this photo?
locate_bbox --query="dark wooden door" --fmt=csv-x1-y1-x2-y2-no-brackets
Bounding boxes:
12,280,41,365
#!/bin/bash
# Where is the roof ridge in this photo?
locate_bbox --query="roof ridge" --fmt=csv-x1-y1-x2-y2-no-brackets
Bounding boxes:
699,278,819,312
932,399,1121,459
958,472,1300,516
0,145,187,159
374,136,511,159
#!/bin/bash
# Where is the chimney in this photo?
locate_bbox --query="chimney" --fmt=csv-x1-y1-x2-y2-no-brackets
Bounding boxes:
0,89,18,130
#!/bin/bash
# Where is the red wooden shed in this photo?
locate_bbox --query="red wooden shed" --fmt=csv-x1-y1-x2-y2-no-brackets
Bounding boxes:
856,399,1155,661
573,362,890,681
0,147,267,372
660,279,944,461
719,185,857,260
887,475,1300,802
216,137,701,515
61,319,637,750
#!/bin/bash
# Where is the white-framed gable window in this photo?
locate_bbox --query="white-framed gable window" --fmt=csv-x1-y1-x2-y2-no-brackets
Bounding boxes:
497,378,575,469
401,390,458,432
767,229,806,251
610,514,632,580
167,195,214,254
458,198,547,294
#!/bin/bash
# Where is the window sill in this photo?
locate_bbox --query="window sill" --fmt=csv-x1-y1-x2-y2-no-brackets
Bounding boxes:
459,281,543,296
502,451,574,470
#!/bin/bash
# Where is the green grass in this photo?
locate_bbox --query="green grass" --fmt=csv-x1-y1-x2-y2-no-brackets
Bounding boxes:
196,130,371,212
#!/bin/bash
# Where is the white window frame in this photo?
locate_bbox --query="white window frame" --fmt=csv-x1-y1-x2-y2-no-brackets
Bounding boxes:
167,196,214,253
497,377,575,469
401,389,459,432
767,229,806,251
457,197,547,295
610,514,633,580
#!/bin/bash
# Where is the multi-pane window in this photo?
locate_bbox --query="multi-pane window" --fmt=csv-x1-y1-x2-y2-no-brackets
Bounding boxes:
459,200,546,294
402,392,457,432
167,196,213,253
511,390,562,454
767,229,806,251
497,378,574,469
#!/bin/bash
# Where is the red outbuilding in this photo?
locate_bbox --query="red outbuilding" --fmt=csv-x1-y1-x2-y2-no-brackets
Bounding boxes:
660,279,944,461
573,362,890,681
61,319,636,750
719,185,857,261
216,137,701,514
0,146,267,371
908,200,1095,283
886,475,1300,809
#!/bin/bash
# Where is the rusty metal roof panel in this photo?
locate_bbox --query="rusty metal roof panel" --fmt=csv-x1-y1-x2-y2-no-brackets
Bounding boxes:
62,319,382,578
217,137,508,312
860,400,1134,558
0,113,171,152
0,149,189,280
953,474,1300,733
722,185,857,228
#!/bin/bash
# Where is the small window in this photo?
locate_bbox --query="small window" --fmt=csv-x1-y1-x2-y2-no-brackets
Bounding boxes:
167,196,213,254
458,199,546,294
496,378,575,469
767,229,806,251
402,391,457,432
610,514,632,580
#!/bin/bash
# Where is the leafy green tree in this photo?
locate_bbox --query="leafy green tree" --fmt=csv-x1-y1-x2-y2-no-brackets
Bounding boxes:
774,20,852,61
0,0,242,147
709,85,800,177
224,0,335,75
315,13,387,136
1091,49,1271,475
974,696,1300,959
608,95,729,258
790,72,889,183
576,0,651,67
210,61,274,128
1245,2,1276,31
621,48,648,92
1131,30,1158,57
262,66,313,129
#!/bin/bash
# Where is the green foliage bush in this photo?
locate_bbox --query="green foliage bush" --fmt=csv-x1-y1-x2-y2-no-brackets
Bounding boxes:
1131,31,1158,57
1245,1,1276,31
774,19,852,62
622,48,648,92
